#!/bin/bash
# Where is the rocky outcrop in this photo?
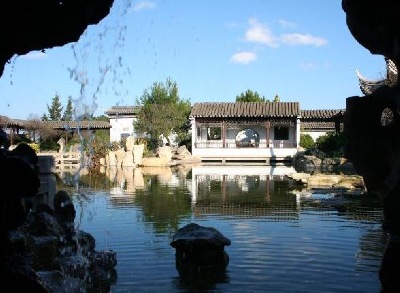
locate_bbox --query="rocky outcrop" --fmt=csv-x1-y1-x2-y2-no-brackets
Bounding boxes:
287,172,366,195
1,143,117,291
104,142,201,168
293,151,356,174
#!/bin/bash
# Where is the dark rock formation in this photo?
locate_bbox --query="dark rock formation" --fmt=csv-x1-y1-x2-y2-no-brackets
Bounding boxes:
1,143,117,291
0,0,114,77
342,1,400,292
342,0,400,75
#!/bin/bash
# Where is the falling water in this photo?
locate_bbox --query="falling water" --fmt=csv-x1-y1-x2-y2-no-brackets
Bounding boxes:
57,0,133,288
64,0,132,171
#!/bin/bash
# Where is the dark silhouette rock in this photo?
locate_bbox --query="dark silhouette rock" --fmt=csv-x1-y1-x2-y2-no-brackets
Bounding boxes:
342,2,400,292
0,2,116,289
0,0,114,77
342,0,400,73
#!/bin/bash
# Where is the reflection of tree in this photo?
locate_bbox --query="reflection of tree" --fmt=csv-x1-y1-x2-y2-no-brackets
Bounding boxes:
134,175,192,234
82,172,114,189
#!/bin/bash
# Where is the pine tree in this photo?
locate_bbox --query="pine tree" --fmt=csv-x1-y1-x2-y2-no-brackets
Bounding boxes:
62,96,74,121
46,94,63,121
235,89,268,102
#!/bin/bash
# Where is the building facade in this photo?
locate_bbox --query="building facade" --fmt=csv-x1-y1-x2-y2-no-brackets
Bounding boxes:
189,102,301,164
105,106,141,142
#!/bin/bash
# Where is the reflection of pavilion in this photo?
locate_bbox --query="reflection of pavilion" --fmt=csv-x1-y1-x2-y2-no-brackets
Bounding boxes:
190,165,300,220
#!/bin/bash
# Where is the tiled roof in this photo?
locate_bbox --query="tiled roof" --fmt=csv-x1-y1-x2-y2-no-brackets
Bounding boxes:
301,121,336,130
301,109,345,119
191,102,300,118
1,118,110,129
105,106,141,116
44,120,110,129
0,116,31,127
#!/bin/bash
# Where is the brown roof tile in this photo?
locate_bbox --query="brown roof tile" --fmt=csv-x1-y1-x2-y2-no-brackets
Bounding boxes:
301,121,336,130
44,120,110,129
105,106,141,116
191,102,300,118
301,109,345,119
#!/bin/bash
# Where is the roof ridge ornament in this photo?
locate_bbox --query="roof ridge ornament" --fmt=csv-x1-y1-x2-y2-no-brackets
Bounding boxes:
356,58,398,95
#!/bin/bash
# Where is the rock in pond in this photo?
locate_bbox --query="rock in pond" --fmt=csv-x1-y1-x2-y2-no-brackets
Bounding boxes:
170,223,231,269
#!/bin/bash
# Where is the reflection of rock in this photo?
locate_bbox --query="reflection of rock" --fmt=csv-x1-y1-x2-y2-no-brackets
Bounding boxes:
142,167,173,184
107,151,118,166
107,166,118,183
122,151,134,167
140,156,170,167
133,168,145,189
123,167,135,193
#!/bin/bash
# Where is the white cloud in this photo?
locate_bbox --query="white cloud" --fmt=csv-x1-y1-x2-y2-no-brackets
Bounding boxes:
299,61,317,70
243,18,327,48
245,18,279,48
132,1,156,12
280,33,327,46
278,19,296,29
230,51,257,64
20,51,47,60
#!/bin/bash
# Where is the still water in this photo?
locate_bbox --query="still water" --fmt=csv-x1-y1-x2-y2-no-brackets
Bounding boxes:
63,165,386,293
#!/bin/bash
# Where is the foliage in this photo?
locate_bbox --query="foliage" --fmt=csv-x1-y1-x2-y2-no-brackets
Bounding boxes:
315,131,346,158
300,133,315,149
235,89,268,102
40,139,59,151
88,129,112,168
92,115,109,121
62,96,74,121
28,143,40,153
134,77,191,151
273,94,280,102
43,94,63,121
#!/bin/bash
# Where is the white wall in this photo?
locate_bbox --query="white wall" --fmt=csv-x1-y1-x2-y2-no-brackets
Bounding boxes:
109,117,135,142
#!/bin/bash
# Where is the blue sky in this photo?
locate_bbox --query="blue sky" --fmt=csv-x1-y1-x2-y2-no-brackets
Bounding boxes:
0,0,389,119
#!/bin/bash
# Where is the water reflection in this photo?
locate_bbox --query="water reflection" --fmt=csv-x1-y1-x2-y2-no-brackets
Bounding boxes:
59,164,386,292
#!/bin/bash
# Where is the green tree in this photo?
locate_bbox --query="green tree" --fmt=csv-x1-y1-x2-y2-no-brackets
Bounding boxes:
235,89,268,102
62,96,74,121
300,133,314,149
134,77,191,150
273,94,280,102
44,94,63,121
315,131,346,158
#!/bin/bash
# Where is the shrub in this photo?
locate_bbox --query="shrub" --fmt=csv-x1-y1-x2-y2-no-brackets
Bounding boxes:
315,131,346,158
300,134,314,149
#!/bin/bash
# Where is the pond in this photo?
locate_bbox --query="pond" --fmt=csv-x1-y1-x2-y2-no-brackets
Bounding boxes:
62,165,386,293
